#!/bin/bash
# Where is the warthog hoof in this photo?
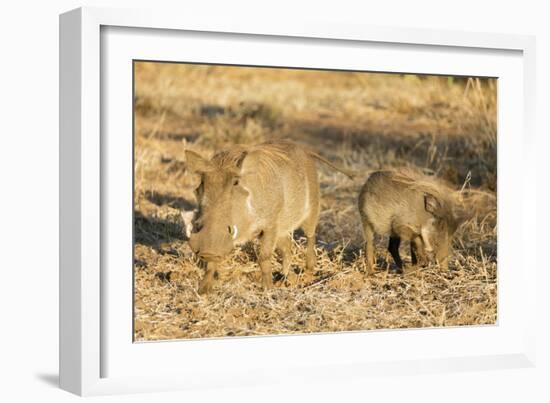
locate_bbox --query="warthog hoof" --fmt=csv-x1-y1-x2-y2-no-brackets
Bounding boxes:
293,266,304,275
390,266,404,275
272,271,286,283
261,277,273,290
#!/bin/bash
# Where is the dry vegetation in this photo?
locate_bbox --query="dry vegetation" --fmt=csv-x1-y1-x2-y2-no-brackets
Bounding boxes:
133,62,497,341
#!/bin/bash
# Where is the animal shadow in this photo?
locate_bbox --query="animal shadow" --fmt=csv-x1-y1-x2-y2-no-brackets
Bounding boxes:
143,191,196,211
134,210,187,248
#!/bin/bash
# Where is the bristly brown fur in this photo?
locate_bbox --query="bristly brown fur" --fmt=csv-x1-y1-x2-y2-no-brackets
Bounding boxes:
211,141,292,178
384,168,459,205
210,140,356,181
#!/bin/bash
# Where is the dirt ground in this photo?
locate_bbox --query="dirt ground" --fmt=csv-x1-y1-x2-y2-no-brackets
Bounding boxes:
133,62,497,341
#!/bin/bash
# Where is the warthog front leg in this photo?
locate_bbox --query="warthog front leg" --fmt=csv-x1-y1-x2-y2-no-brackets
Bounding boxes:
410,236,428,267
438,257,449,271
258,230,277,289
198,262,217,294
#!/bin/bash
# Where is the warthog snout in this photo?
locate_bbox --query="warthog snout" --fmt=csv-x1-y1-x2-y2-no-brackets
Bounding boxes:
188,229,232,262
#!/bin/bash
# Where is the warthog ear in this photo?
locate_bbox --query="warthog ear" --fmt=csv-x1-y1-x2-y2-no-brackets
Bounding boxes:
185,150,212,173
424,194,442,216
235,151,248,169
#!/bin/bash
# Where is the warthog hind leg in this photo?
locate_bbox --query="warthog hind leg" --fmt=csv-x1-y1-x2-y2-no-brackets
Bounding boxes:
258,230,277,289
362,221,376,275
277,235,292,278
301,209,319,273
388,236,404,274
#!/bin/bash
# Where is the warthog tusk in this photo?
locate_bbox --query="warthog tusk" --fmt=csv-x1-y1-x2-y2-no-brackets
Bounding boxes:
232,225,238,239
420,226,434,253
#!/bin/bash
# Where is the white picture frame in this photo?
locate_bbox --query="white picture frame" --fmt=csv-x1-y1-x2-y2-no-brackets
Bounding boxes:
59,6,537,396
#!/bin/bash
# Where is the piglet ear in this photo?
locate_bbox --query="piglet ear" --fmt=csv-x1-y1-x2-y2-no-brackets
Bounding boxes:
424,194,441,215
185,150,213,173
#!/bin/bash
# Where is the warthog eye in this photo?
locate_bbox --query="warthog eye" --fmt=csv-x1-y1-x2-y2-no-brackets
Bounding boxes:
232,177,239,186
227,225,238,239
195,180,204,197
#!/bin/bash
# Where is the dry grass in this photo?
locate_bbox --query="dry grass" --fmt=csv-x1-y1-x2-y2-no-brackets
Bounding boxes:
133,62,497,341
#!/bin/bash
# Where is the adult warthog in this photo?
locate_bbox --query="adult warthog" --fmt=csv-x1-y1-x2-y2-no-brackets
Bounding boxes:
186,141,354,294
358,170,466,274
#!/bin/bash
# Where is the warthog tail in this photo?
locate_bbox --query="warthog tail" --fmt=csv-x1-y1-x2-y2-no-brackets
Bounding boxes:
308,152,356,179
